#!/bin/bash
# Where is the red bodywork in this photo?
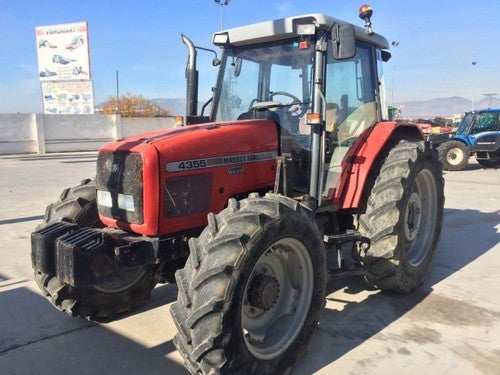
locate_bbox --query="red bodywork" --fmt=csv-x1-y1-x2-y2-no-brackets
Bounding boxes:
98,120,278,236
331,121,423,209
98,119,421,236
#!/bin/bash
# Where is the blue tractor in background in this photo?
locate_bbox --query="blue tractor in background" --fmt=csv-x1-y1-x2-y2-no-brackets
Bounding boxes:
429,109,500,170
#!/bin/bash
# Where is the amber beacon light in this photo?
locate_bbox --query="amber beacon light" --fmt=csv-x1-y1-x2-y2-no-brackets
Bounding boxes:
358,4,374,34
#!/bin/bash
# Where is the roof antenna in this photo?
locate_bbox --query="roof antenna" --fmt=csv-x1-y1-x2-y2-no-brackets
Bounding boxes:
359,4,374,35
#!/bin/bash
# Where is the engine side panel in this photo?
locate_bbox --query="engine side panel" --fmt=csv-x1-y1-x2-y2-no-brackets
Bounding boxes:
471,131,500,152
155,120,279,234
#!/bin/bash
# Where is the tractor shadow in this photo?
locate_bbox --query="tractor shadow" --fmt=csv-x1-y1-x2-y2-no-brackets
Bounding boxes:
294,208,499,374
1,207,496,375
110,282,180,322
0,278,188,374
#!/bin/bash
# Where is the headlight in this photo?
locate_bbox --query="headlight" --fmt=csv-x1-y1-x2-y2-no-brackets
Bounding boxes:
118,194,135,212
97,190,112,208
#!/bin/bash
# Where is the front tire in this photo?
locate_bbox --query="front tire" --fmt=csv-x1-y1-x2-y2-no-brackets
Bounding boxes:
438,140,469,170
357,140,444,293
34,179,157,320
170,193,327,374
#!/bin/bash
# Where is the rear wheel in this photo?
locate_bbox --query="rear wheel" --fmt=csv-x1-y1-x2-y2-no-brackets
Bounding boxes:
34,179,157,320
438,140,469,170
357,140,444,292
170,193,326,374
476,154,500,168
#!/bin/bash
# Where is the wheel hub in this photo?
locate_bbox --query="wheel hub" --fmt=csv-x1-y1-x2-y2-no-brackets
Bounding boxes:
93,269,145,293
447,148,463,165
247,273,280,311
404,192,422,242
405,169,438,267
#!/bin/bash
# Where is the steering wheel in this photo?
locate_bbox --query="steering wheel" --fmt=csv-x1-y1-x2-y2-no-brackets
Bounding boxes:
270,91,301,105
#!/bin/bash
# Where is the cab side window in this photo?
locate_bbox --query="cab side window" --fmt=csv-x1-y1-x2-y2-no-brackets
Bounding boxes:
325,42,377,145
473,113,500,133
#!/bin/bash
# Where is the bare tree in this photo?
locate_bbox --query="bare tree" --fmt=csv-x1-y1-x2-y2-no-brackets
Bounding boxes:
99,92,170,117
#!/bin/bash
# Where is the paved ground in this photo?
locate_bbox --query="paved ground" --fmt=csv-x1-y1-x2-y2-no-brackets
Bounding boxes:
0,152,498,375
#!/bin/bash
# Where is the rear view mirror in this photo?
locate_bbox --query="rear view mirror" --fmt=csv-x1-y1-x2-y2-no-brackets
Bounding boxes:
331,23,356,60
381,50,392,62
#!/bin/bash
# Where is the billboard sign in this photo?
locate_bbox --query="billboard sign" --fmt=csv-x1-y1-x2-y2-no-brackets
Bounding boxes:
36,22,91,82
41,81,95,114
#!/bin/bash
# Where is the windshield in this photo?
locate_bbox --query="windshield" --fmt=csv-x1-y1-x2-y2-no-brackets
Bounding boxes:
214,38,315,134
457,112,474,134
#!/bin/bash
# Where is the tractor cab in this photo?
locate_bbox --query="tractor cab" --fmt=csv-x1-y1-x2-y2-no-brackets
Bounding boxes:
457,109,500,164
456,109,500,137
187,11,391,206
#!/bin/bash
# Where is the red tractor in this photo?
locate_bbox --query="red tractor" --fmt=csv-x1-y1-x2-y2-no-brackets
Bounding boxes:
32,6,444,374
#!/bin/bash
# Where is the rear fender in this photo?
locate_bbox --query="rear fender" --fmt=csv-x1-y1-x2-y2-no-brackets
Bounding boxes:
331,122,423,210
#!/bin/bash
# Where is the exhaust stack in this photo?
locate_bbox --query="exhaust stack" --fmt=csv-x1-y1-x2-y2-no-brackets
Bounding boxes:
181,34,198,117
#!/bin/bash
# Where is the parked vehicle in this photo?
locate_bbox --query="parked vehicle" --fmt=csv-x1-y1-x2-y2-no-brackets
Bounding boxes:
428,109,500,170
31,5,444,374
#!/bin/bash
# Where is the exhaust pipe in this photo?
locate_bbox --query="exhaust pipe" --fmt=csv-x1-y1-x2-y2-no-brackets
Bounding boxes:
181,34,198,117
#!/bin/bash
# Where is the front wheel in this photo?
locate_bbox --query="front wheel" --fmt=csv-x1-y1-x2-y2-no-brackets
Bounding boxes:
170,193,327,374
438,140,469,170
33,179,157,320
357,140,444,293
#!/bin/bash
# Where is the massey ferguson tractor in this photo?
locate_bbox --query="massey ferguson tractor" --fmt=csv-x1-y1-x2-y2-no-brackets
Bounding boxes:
31,6,444,375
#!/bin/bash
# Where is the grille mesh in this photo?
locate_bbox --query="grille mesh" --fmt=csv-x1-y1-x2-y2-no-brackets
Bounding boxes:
96,151,144,224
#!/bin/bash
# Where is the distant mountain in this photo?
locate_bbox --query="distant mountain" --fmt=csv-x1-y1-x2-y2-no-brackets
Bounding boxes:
151,98,186,116
150,98,211,116
394,96,500,119
150,95,500,119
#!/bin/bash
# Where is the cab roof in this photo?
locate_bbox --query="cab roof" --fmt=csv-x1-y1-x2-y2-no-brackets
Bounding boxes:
213,13,389,50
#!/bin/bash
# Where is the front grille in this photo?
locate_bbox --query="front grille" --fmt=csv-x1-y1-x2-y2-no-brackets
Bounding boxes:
164,174,212,217
97,151,144,224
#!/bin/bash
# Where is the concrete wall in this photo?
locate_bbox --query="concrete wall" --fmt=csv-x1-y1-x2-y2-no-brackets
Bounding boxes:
0,114,175,155
121,117,173,138
0,114,38,154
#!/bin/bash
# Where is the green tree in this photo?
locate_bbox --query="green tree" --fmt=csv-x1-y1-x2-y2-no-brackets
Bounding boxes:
100,92,170,117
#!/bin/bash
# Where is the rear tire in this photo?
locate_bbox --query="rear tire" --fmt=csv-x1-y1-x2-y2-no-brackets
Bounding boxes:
170,193,327,374
476,154,500,168
438,140,469,171
34,179,157,320
357,140,444,292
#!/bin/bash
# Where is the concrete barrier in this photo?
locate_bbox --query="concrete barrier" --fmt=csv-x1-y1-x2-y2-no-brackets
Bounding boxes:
121,117,173,138
0,114,38,154
0,114,176,155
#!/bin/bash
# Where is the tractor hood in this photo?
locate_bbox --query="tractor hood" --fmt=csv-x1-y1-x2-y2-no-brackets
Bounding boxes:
150,119,278,162
105,119,278,156
97,119,279,235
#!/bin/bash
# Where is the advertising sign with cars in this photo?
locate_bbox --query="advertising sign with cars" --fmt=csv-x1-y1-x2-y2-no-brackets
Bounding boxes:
41,81,95,114
35,22,94,114
36,22,91,81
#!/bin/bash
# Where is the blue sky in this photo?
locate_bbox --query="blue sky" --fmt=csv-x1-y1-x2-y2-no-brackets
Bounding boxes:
0,0,498,113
